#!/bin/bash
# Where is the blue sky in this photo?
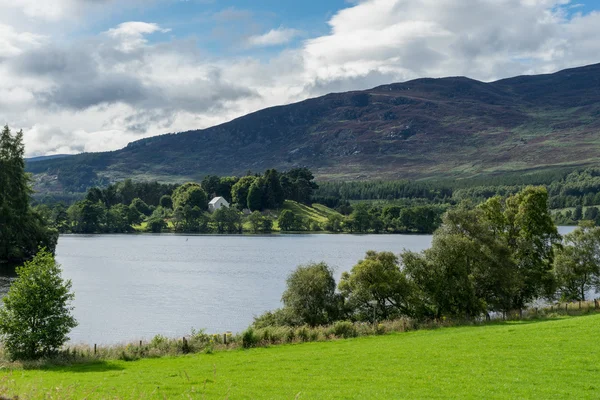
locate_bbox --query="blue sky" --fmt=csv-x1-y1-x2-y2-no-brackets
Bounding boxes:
72,0,349,54
1,0,600,156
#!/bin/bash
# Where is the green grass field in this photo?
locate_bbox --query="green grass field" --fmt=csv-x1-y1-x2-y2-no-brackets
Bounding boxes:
2,315,600,399
282,200,341,224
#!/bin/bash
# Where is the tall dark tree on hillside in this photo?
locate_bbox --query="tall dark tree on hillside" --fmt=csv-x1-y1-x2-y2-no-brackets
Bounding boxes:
264,169,285,209
281,168,318,204
0,126,58,264
201,175,221,197
247,181,265,211
216,176,239,203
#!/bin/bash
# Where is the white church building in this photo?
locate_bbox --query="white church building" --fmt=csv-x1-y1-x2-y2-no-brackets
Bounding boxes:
208,197,230,212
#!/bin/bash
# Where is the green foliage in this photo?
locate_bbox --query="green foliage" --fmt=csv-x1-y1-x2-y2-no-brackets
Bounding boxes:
0,126,58,264
212,207,243,233
340,251,415,321
247,211,273,233
241,327,258,348
554,221,600,301
252,308,301,329
330,321,358,338
277,210,297,231
324,214,344,232
146,217,167,233
281,262,340,326
130,198,151,216
0,249,77,360
159,195,173,209
247,181,264,211
231,176,256,208
172,183,208,211
281,168,318,205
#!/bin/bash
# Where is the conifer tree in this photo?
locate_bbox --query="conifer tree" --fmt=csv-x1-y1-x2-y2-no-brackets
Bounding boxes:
0,126,58,264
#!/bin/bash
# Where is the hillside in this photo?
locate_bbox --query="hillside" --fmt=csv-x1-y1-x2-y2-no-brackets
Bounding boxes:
27,63,600,193
3,315,600,398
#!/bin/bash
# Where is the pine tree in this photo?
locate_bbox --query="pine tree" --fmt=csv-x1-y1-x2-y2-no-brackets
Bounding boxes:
0,126,58,265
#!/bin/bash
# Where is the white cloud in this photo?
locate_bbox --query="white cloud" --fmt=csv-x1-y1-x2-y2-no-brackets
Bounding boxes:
105,22,171,52
0,23,46,56
246,27,301,47
3,0,600,157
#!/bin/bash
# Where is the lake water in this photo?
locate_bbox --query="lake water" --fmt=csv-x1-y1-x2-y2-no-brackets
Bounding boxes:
0,226,577,344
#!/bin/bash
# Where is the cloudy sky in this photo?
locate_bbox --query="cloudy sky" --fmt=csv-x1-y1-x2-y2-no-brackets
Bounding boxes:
1,0,600,156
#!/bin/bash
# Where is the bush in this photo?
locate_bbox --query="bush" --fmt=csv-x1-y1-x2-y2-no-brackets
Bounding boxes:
331,321,358,338
242,328,258,348
0,249,77,360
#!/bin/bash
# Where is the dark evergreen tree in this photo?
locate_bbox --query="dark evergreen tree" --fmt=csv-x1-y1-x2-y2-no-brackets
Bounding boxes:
0,126,58,264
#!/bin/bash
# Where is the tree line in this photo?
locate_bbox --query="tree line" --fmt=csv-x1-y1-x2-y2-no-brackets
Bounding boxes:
315,168,600,226
254,187,600,329
35,170,444,234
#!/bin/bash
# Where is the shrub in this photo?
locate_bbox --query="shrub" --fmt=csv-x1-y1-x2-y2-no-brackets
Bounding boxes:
331,321,358,339
297,326,310,342
242,328,258,348
0,249,77,360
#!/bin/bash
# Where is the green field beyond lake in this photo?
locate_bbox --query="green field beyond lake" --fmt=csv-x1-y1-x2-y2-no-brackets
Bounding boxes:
2,314,599,399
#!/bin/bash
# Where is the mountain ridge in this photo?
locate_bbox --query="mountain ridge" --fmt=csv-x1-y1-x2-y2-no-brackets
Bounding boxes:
27,63,600,193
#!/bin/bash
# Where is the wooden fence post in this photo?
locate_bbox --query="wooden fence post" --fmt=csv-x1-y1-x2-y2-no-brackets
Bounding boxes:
94,344,97,354
565,303,568,314
223,333,227,345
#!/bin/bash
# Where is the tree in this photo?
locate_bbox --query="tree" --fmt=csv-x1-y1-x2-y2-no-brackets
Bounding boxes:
282,262,340,326
324,214,344,232
281,168,318,204
146,217,167,233
106,204,133,233
0,126,58,264
478,188,560,310
554,221,600,301
159,195,173,209
574,204,583,221
212,207,243,233
130,198,151,216
248,211,266,233
201,175,221,197
67,200,106,233
0,249,77,360
216,176,239,203
278,210,296,231
247,181,265,211
339,251,415,321
172,183,208,210
231,176,256,208
263,169,285,209
350,203,371,232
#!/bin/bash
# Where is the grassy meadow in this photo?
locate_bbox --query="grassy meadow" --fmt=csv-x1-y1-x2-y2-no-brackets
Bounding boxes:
2,314,599,399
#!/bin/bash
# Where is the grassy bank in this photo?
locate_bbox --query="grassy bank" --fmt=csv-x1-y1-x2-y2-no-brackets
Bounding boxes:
2,314,600,399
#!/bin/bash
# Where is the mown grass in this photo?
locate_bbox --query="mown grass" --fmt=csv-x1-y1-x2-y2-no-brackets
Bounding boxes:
282,200,341,224
2,314,600,399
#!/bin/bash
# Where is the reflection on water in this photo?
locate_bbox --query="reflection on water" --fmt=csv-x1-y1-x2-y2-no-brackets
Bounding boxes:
0,226,578,344
0,265,16,298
